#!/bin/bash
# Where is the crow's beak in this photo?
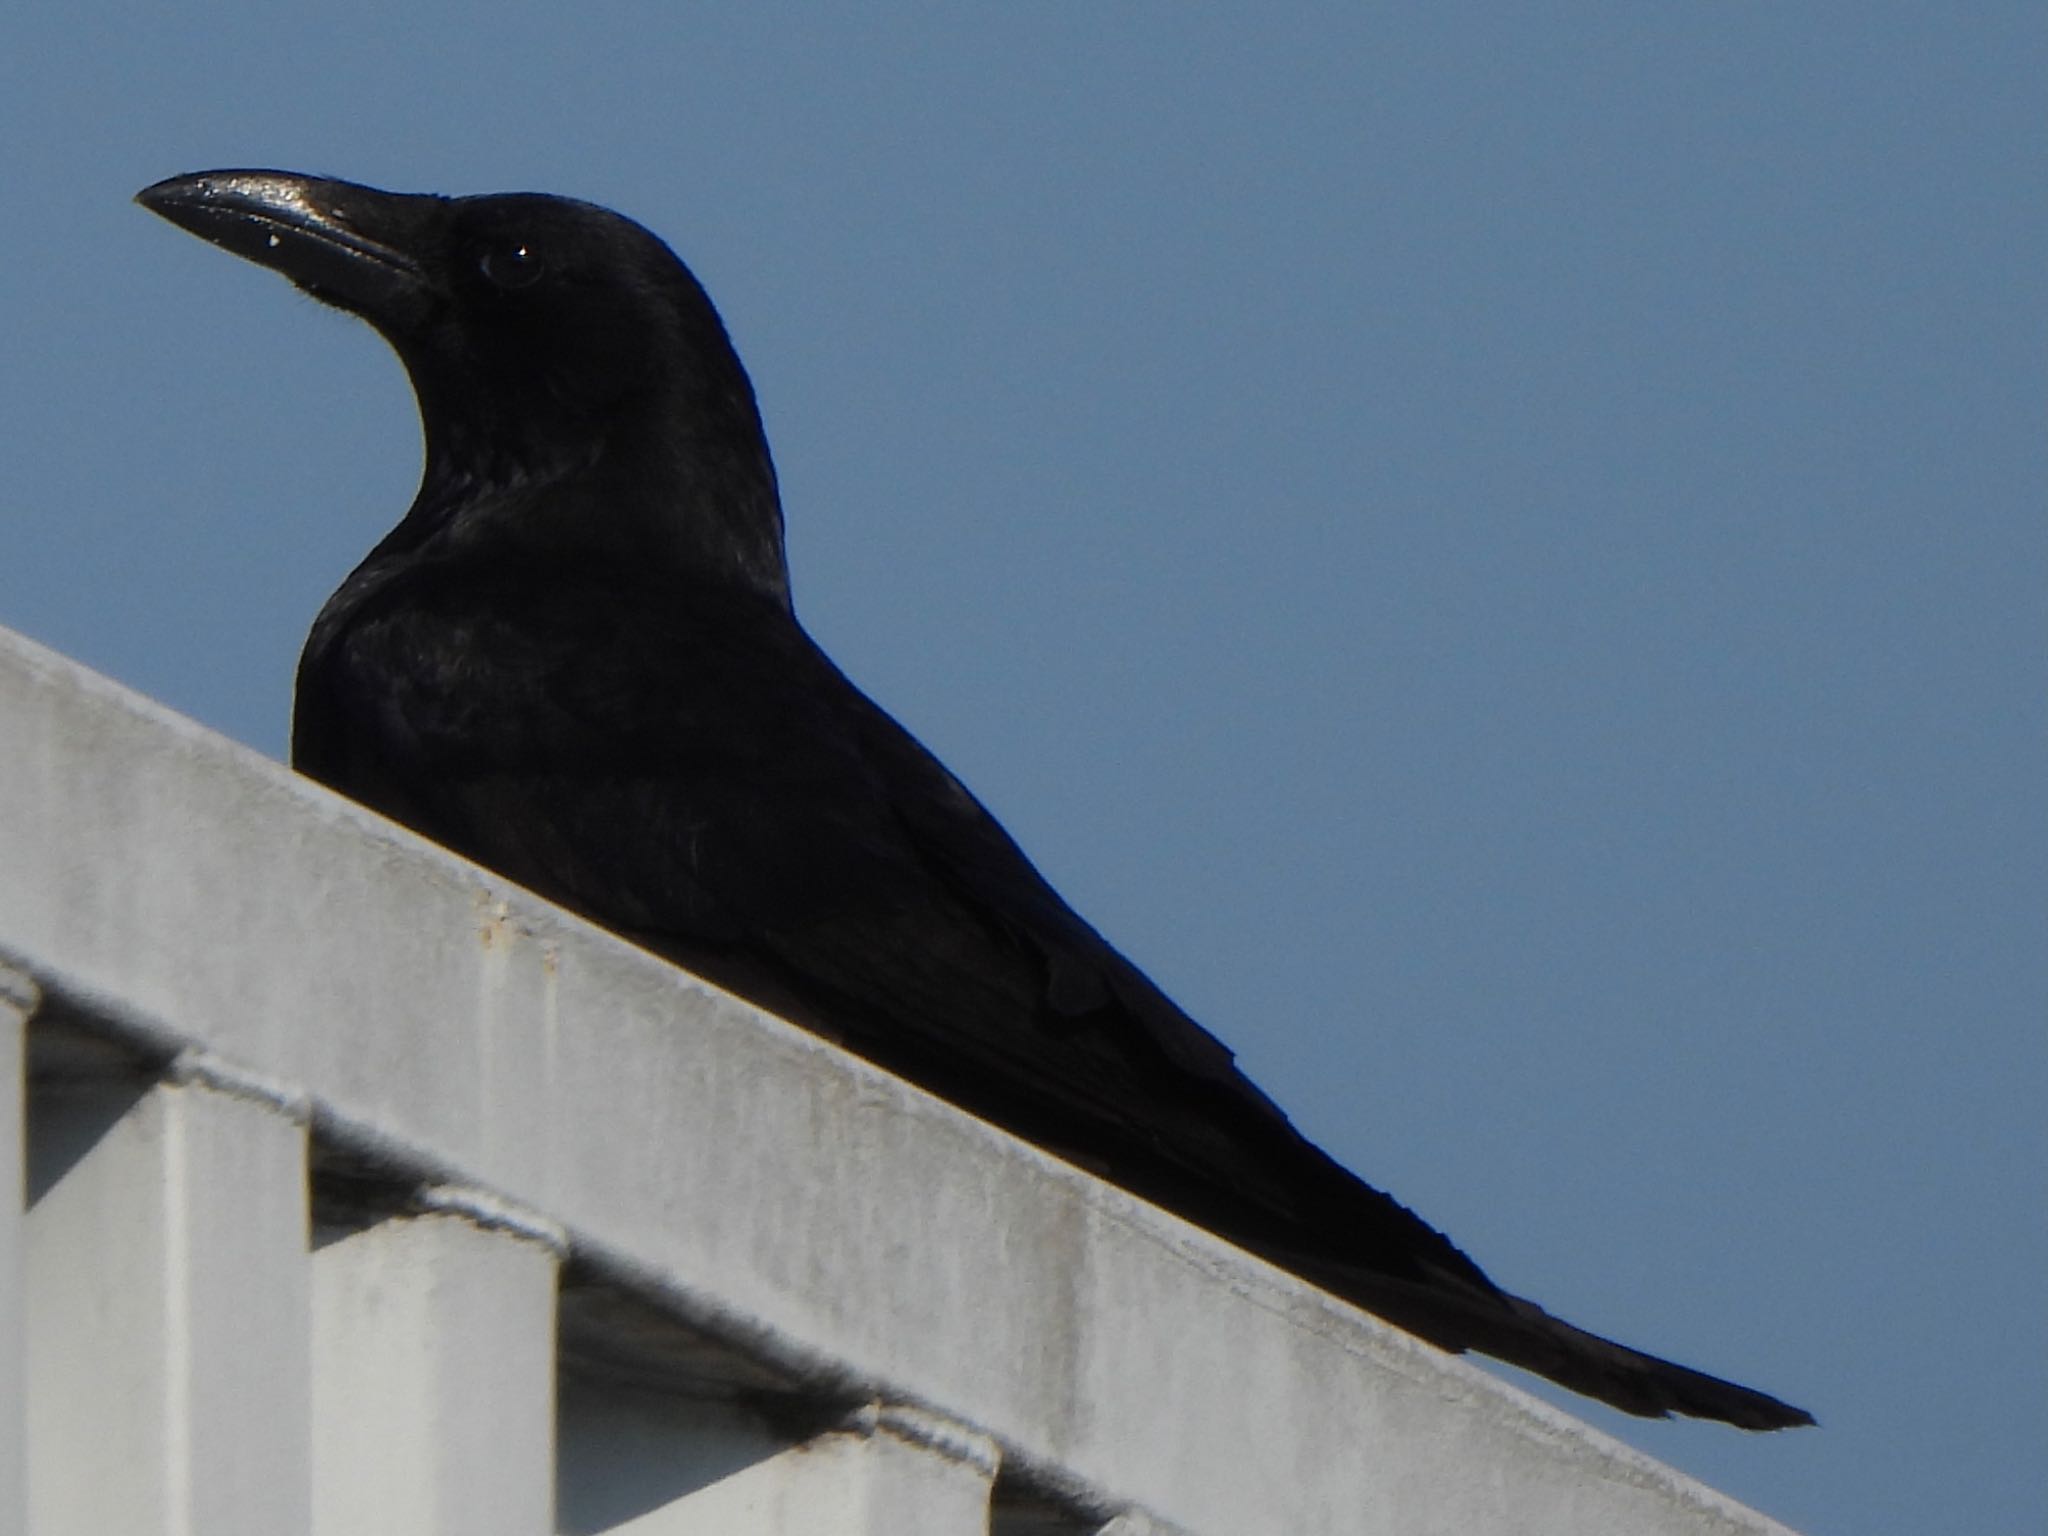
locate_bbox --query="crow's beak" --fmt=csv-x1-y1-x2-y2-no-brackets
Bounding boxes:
137,170,439,326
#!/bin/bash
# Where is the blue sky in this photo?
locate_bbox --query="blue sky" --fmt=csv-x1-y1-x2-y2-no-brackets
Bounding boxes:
4,7,2043,1531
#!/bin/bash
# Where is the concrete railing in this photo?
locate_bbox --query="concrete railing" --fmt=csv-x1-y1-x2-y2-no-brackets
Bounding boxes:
0,622,1801,1536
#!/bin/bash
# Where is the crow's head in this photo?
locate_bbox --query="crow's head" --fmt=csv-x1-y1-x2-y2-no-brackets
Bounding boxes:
139,170,786,595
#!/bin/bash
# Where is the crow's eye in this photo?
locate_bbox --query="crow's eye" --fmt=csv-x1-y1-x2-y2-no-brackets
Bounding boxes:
480,240,548,291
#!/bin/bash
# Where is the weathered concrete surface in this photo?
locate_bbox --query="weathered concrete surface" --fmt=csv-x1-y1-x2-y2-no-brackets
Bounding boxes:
312,1204,562,1536
0,972,30,1536
0,623,1802,1536
24,1075,311,1536
560,1395,999,1536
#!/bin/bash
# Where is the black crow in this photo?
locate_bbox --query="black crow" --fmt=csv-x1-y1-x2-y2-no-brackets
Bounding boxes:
136,169,1811,1429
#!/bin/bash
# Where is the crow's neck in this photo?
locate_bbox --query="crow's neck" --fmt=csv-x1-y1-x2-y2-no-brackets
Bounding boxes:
394,398,791,606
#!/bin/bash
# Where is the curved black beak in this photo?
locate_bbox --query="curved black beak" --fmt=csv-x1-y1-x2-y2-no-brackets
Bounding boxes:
136,170,440,325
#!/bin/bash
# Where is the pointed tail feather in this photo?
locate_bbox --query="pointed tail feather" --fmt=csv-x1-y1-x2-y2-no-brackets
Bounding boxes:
1315,1265,1815,1429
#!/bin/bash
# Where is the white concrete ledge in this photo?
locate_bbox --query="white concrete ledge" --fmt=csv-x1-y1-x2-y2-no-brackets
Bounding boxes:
0,623,1801,1536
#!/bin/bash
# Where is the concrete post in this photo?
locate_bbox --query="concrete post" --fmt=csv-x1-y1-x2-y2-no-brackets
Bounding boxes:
24,1056,312,1536
311,1191,565,1536
816,1406,1000,1536
559,1395,999,1535
0,969,34,1536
